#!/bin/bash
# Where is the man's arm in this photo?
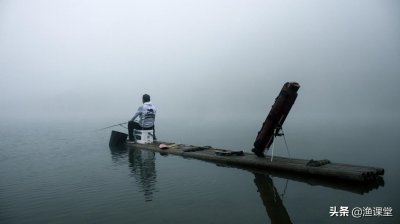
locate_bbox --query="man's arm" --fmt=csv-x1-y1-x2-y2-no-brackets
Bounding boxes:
130,106,143,121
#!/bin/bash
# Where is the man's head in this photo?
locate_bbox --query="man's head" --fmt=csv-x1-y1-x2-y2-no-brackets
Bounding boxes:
142,94,150,103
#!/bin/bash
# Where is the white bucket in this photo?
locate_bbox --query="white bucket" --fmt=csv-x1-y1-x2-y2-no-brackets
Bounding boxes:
134,129,154,144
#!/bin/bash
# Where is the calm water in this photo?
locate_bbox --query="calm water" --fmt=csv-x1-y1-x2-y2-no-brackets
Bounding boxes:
0,119,399,224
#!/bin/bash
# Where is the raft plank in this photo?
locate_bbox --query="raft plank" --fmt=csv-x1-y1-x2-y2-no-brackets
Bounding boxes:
126,141,384,183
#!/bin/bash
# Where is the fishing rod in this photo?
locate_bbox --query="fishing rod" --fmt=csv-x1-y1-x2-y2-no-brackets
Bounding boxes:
95,122,128,131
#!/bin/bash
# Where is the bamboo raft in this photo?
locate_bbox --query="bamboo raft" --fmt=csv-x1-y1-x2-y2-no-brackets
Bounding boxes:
126,141,384,184
115,82,384,186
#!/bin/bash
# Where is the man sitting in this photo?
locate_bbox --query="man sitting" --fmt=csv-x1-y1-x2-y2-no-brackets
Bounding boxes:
128,94,156,142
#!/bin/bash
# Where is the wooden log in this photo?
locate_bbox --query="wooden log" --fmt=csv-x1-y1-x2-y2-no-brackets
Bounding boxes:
253,82,300,154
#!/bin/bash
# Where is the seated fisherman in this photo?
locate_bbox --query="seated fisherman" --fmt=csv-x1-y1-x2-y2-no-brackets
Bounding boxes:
128,94,157,141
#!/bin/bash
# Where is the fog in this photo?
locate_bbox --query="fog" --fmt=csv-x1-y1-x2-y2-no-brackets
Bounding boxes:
1,0,399,128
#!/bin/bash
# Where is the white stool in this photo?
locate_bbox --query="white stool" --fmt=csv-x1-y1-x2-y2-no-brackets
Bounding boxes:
134,129,154,144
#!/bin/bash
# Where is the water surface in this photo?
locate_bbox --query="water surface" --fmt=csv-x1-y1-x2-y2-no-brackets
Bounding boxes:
0,120,398,224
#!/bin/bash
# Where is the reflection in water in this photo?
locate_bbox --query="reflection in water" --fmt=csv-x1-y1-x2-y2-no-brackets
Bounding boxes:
109,145,129,165
254,173,293,224
128,148,157,202
251,167,384,195
109,146,157,201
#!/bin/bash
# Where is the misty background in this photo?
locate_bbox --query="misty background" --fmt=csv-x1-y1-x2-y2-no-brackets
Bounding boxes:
1,0,399,138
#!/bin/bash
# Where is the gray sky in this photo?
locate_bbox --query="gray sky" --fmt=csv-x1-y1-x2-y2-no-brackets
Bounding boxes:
1,0,399,126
